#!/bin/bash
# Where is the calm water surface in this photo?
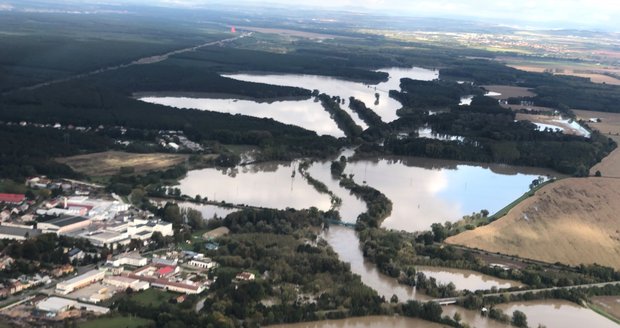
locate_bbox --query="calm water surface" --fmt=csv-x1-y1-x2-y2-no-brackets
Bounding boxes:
179,202,239,220
496,300,618,328
342,157,555,232
417,266,521,291
266,316,443,328
140,96,345,138
179,161,332,211
224,66,438,122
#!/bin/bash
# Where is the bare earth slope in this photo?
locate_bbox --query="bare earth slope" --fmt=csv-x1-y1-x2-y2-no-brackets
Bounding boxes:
446,177,620,269
56,151,188,176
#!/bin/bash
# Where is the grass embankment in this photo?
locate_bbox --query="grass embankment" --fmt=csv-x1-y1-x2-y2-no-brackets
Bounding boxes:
489,178,557,221
587,303,620,325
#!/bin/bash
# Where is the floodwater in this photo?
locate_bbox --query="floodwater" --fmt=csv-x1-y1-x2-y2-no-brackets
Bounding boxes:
223,66,438,122
178,202,239,220
321,226,428,301
178,161,332,211
416,127,464,142
342,157,554,232
416,266,521,291
265,316,444,328
496,300,618,328
322,226,521,302
459,95,474,106
139,96,345,138
306,160,367,223
265,301,616,328
180,155,554,233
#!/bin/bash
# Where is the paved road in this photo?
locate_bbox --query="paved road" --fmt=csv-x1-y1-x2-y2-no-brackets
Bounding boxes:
1,33,249,96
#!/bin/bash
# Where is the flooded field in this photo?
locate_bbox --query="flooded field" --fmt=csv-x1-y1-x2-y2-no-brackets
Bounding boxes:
266,316,444,328
416,266,522,291
178,202,239,220
342,157,553,232
592,296,620,322
224,66,438,122
496,300,618,328
322,226,521,301
321,226,427,301
179,161,332,211
139,96,345,138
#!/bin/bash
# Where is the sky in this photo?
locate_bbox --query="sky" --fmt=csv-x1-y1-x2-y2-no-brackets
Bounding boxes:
154,0,620,29
6,0,620,30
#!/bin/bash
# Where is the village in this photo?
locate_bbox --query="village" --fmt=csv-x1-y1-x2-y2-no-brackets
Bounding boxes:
0,176,254,325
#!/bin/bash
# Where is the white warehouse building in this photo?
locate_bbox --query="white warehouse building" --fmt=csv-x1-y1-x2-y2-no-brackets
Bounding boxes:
55,269,106,295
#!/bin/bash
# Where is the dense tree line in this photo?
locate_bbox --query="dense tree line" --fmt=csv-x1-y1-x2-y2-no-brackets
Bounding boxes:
348,97,391,141
0,234,99,279
179,45,389,83
440,58,620,113
389,78,482,112
318,94,363,140
0,125,114,179
383,97,616,176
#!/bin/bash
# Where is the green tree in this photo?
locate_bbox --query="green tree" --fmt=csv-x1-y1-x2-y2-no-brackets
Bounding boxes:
512,310,528,328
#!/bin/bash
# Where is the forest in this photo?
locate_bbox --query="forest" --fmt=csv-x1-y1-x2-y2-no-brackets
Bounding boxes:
382,96,616,176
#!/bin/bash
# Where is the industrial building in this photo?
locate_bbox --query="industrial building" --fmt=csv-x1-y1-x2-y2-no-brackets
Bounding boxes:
36,297,77,314
0,225,41,240
38,216,92,235
55,269,106,295
106,252,148,267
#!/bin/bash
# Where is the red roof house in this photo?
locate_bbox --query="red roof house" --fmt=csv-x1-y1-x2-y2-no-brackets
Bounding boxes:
156,266,175,277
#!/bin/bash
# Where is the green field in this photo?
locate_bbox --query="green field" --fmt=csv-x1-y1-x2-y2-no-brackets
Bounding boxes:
79,315,153,328
130,289,176,308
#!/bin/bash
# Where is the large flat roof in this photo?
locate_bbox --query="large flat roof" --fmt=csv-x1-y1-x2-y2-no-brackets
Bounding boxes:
57,269,105,286
43,216,90,228
37,297,77,312
0,226,41,238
